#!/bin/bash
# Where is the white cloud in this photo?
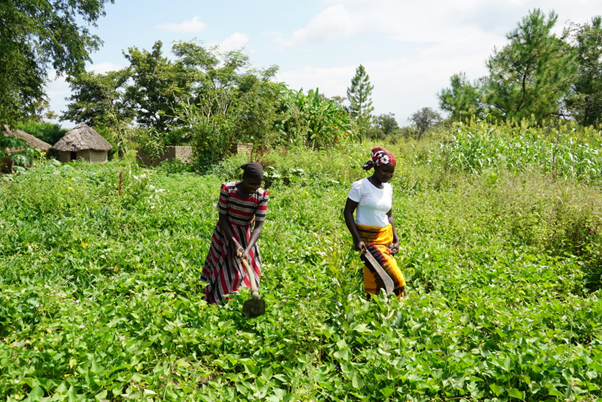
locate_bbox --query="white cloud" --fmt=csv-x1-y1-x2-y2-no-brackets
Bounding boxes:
156,16,207,33
86,62,122,74
215,32,250,52
274,4,357,47
276,1,473,47
280,0,599,47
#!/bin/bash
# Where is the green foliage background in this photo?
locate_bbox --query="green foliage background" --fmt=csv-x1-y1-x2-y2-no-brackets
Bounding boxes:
1,125,602,401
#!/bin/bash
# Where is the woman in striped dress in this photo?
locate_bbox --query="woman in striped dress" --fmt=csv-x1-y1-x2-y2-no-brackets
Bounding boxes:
201,162,269,304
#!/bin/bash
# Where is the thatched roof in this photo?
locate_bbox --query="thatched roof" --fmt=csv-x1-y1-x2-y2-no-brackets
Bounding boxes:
3,125,52,152
52,123,112,152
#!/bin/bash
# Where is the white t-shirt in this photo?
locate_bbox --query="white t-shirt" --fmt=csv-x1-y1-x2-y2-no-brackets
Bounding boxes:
347,178,392,227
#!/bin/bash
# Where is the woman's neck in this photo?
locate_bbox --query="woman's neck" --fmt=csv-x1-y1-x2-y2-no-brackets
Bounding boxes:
368,175,384,189
235,182,252,198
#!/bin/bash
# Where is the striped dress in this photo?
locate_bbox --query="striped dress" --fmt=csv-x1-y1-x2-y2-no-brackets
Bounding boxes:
201,182,269,304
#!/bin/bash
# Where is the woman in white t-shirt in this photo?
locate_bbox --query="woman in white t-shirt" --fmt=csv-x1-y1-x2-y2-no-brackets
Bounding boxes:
344,146,406,297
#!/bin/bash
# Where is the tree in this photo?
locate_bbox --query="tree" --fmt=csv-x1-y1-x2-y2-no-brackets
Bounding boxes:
347,65,374,136
172,41,286,148
62,70,133,127
124,41,191,133
439,73,486,121
565,16,602,126
374,113,400,136
62,69,135,155
172,41,244,119
329,95,347,106
408,107,443,140
485,9,577,121
234,69,286,145
0,0,113,126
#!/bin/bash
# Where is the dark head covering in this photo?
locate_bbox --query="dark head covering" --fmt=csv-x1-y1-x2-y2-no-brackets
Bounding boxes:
241,161,264,179
362,146,397,170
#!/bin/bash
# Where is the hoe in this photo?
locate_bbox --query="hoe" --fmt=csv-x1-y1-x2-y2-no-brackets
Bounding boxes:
362,247,394,295
239,253,265,317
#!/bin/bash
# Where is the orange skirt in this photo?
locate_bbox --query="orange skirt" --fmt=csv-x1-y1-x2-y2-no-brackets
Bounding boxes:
357,223,406,296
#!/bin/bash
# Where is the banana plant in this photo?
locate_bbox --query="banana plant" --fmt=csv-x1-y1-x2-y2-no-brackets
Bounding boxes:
277,88,352,149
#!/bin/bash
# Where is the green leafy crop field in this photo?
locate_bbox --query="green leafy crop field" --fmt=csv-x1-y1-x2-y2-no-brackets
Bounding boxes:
1,132,602,401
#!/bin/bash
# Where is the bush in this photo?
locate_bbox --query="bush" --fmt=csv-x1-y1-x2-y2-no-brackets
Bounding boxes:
137,127,167,164
155,158,194,175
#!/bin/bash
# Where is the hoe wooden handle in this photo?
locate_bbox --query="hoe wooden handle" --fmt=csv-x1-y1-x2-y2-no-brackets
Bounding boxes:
232,238,260,298
239,252,260,298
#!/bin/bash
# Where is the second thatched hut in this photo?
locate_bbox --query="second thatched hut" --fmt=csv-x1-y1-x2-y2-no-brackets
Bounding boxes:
2,125,52,172
3,125,52,153
53,123,112,163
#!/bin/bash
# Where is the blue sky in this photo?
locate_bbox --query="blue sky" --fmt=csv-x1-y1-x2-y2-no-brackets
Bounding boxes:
47,0,601,127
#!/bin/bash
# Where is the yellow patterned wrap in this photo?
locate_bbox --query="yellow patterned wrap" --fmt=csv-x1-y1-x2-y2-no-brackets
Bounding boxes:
356,223,406,296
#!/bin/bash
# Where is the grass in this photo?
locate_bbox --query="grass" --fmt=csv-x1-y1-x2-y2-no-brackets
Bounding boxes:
1,124,602,401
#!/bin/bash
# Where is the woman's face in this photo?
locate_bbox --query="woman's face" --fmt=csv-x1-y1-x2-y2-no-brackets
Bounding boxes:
374,164,395,183
242,176,262,193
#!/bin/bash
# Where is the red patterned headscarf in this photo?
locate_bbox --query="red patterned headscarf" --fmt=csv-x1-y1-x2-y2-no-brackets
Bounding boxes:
362,146,396,170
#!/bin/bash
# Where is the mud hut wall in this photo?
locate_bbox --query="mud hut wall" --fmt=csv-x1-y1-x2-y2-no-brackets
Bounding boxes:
89,150,108,163
58,151,71,163
78,149,90,161
57,149,108,163
78,149,108,163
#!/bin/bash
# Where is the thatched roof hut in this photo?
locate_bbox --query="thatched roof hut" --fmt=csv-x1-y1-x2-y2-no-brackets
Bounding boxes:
53,123,112,163
2,125,52,153
2,126,52,173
